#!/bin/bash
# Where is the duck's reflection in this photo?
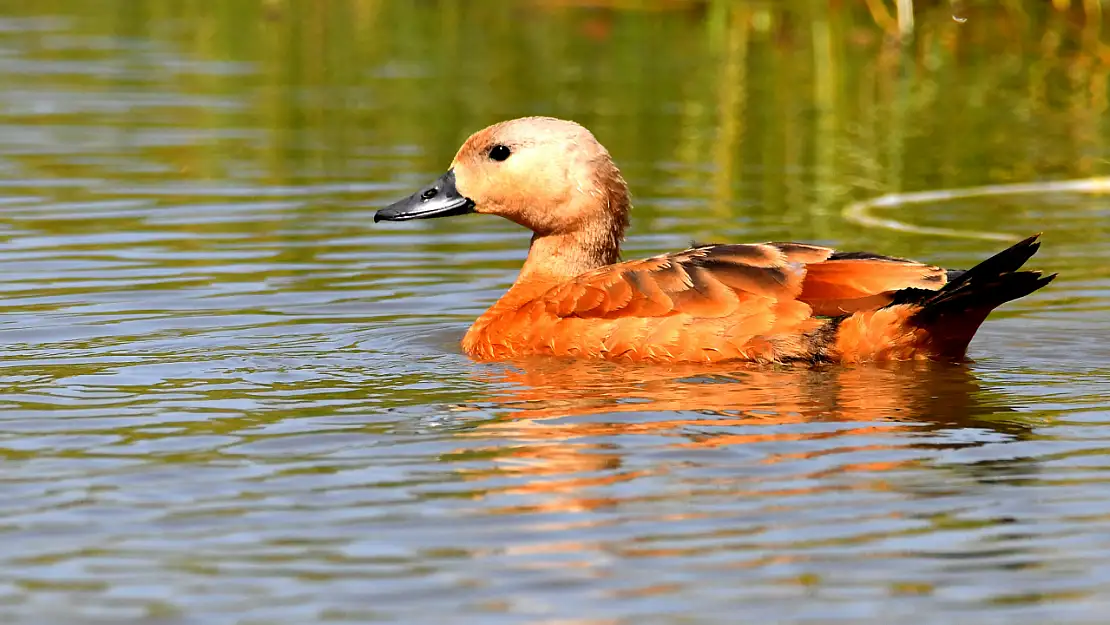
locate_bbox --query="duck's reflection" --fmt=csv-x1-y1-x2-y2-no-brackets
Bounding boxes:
454,358,1028,513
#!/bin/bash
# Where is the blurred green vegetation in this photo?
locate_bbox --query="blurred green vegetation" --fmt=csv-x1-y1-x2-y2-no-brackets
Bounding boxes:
0,0,1107,252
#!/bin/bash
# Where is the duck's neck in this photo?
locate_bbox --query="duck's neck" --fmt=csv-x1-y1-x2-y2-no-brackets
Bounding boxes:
516,158,631,286
516,223,623,285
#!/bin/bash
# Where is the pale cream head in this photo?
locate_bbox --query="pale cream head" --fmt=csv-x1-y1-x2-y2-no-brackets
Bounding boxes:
449,116,631,238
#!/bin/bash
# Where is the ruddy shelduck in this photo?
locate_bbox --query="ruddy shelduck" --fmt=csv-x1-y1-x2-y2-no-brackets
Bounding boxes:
376,117,1054,364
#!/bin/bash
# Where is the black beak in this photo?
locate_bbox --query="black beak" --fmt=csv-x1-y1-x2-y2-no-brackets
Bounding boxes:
374,169,475,222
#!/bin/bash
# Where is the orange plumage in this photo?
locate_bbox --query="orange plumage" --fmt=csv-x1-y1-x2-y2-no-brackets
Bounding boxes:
376,117,1055,364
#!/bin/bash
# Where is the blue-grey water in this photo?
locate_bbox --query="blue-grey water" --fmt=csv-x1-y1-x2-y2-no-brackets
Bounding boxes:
0,3,1108,623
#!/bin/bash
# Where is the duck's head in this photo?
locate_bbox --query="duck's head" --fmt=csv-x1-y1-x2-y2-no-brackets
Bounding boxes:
375,117,630,240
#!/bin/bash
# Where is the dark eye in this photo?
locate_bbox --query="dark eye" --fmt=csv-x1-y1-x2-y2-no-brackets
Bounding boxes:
489,144,511,162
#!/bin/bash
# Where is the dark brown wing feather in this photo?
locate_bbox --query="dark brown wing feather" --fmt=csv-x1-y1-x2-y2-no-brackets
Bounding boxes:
543,242,950,320
542,243,809,320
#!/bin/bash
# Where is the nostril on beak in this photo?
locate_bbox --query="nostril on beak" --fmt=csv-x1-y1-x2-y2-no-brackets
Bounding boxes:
421,188,438,201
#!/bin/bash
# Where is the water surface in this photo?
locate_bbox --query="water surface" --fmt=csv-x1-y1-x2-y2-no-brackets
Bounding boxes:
0,2,1108,623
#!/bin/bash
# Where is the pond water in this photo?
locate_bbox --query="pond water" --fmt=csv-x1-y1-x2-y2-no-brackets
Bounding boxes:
0,2,1108,623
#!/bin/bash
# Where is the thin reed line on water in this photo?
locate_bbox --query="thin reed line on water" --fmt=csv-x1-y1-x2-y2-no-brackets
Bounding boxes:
897,0,915,39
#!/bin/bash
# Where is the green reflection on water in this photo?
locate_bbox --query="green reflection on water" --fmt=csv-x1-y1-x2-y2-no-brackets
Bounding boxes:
1,1,1106,250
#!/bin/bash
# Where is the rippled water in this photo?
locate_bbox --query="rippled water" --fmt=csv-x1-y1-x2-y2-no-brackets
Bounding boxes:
0,3,1108,624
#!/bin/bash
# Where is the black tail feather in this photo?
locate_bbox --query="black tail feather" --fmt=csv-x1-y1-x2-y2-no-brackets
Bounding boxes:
906,233,1054,323
890,234,1055,358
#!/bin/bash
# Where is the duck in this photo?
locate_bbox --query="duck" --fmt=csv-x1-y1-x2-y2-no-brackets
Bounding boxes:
375,116,1054,364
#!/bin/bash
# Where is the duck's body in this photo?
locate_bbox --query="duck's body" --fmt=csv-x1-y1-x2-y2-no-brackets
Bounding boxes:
459,236,1050,364
376,117,1054,364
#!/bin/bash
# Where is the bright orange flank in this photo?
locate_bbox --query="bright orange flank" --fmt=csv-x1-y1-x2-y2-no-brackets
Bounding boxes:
375,116,1054,364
